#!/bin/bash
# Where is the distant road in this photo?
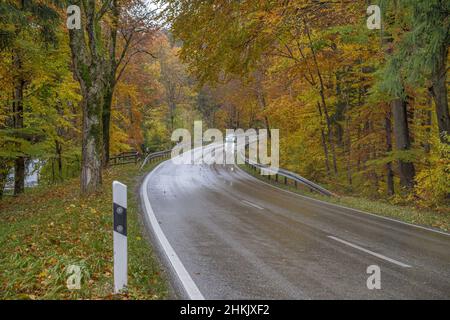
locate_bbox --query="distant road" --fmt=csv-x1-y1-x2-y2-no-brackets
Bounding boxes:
141,143,450,299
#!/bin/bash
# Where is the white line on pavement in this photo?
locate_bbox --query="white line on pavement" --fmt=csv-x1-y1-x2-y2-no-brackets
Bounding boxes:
327,236,412,268
241,199,264,210
141,162,205,300
234,164,450,237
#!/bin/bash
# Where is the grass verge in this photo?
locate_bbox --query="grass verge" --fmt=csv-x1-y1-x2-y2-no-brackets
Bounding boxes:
238,163,450,233
0,162,169,299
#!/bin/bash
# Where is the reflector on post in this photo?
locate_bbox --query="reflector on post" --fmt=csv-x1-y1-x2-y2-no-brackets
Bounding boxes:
113,181,127,293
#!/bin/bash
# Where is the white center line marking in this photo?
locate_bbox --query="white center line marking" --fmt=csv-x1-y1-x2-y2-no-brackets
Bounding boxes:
328,236,412,268
241,200,264,210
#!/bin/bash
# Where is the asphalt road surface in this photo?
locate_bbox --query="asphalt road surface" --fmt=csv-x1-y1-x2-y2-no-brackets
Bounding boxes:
142,143,450,299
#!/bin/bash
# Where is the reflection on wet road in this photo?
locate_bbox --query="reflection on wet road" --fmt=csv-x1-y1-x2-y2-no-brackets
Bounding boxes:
143,143,450,299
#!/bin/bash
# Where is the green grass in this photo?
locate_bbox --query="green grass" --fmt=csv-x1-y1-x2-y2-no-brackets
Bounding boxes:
0,162,169,300
239,163,450,233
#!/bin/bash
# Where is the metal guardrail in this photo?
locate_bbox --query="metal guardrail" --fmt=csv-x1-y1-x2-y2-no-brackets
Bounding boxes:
137,140,334,197
139,149,171,170
240,150,335,197
138,142,208,170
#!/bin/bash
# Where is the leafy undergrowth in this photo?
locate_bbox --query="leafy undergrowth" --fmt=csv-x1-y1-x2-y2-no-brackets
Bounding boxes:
239,164,450,233
0,163,169,300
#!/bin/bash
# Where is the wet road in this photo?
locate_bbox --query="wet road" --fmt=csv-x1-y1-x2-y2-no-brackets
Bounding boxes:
142,144,450,299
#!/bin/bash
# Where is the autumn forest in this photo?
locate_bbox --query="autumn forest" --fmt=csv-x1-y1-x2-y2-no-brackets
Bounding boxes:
1,0,449,210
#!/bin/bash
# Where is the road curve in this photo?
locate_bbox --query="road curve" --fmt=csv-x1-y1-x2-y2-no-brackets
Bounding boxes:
142,144,450,299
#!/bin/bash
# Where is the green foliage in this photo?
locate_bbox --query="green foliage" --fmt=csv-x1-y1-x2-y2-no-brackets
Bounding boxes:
379,0,450,95
0,0,62,51
415,136,450,207
0,22,82,184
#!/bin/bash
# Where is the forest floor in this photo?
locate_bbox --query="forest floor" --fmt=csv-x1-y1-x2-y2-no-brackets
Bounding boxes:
0,162,169,300
238,164,450,233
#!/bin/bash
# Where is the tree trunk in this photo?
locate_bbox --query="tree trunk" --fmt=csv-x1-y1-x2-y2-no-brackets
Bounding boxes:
385,112,394,196
14,158,25,195
169,101,176,131
102,85,113,167
317,102,330,174
13,52,25,196
55,139,63,180
51,158,55,183
68,2,106,194
430,44,449,143
325,98,338,175
345,111,352,187
255,69,271,138
305,23,337,174
391,98,415,190
55,102,64,181
81,89,103,194
102,0,119,168
0,162,8,200
0,176,6,200
256,92,271,137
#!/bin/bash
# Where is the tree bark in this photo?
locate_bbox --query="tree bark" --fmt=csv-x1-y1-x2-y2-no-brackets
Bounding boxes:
80,88,103,193
391,98,415,190
385,112,395,196
102,0,119,167
0,173,6,200
55,139,63,180
68,2,105,194
55,102,64,181
13,52,25,196
169,100,176,131
430,44,449,143
305,22,337,174
345,117,352,186
344,97,352,186
254,68,271,137
317,102,331,174
0,161,9,200
102,84,113,167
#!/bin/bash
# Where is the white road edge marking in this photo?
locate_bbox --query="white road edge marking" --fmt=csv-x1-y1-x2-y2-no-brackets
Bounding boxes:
141,161,205,300
233,163,450,237
241,199,264,210
328,236,412,268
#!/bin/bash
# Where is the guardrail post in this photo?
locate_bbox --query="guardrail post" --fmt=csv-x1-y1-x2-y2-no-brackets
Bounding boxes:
113,181,127,293
295,181,297,189
284,176,287,185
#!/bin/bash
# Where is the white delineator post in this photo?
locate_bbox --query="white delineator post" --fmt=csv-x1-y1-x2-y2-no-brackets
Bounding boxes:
113,181,127,293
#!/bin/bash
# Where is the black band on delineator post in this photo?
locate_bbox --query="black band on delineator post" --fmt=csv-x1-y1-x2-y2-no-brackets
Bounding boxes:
113,202,127,236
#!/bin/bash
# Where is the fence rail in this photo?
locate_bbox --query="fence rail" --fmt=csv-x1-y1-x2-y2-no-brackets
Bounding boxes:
110,151,141,166
110,148,172,169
